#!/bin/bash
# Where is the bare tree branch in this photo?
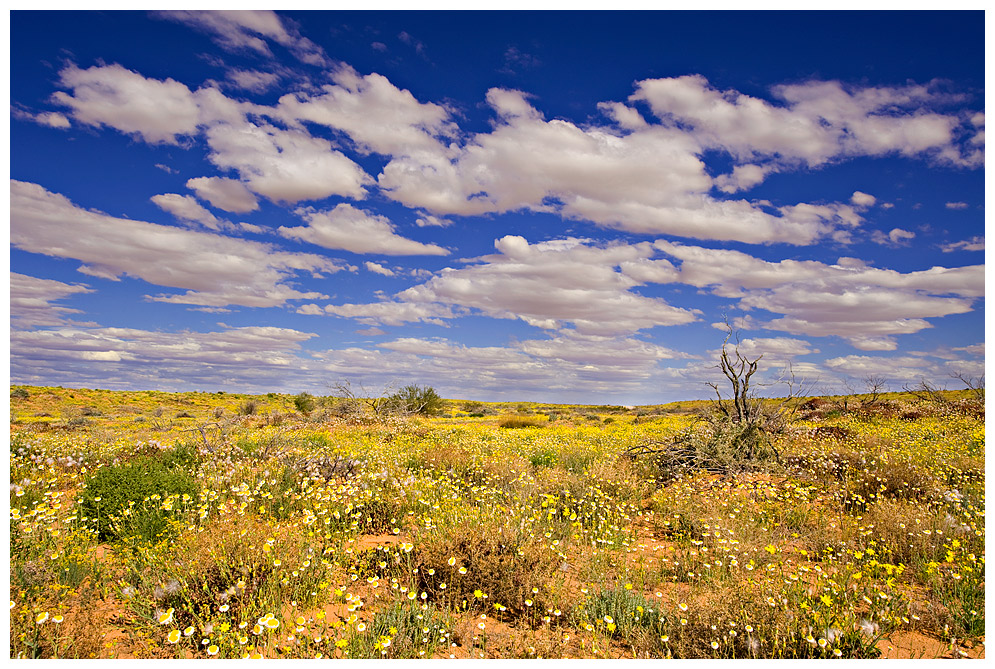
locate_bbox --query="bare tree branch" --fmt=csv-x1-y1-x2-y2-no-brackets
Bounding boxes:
952,372,985,403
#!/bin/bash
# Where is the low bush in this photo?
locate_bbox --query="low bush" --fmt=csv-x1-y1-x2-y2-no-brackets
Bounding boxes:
850,460,938,508
529,449,557,468
499,415,546,429
573,586,663,639
77,450,199,543
386,385,445,416
159,441,201,470
346,598,453,658
409,521,561,623
292,392,315,416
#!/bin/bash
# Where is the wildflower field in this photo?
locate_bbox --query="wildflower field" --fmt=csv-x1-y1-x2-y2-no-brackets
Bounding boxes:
8,385,985,658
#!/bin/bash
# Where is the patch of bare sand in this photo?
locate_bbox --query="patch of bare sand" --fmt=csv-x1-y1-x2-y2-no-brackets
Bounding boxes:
349,533,404,551
877,631,985,659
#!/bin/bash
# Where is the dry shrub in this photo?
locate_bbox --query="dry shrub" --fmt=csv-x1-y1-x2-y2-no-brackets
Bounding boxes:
416,443,473,472
784,449,866,486
586,457,649,506
411,520,561,622
811,425,854,441
648,486,708,543
853,400,902,419
793,450,939,512
907,598,954,634
852,460,938,506
640,586,882,659
860,498,950,566
136,516,278,627
412,443,488,488
498,415,547,429
798,397,833,420
480,452,531,489
9,585,106,658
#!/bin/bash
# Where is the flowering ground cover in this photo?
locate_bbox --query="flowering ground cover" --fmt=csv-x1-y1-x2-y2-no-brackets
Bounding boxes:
8,386,984,658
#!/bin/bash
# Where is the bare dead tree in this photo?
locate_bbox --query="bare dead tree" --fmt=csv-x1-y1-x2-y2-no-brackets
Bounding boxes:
860,375,888,408
701,323,811,462
707,327,762,426
952,372,985,403
903,377,950,405
833,378,859,413
326,379,415,428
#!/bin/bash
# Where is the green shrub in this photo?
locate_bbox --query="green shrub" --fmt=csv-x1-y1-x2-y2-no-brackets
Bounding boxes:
387,385,444,415
851,460,937,505
251,465,305,520
559,447,596,473
574,586,663,639
11,386,30,399
292,392,316,415
78,452,199,543
346,599,452,658
159,441,201,471
529,449,557,468
238,399,260,415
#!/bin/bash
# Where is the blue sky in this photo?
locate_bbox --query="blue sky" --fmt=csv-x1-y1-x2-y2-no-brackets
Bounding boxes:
8,10,985,404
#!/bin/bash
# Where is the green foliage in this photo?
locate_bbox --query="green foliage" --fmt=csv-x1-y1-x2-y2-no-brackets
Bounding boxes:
251,465,306,520
347,599,452,658
11,386,30,399
574,586,663,638
159,441,201,471
529,449,557,468
238,399,260,415
386,385,444,416
78,450,199,543
292,392,316,415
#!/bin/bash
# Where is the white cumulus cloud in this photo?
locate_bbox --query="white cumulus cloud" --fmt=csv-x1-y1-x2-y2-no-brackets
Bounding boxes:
279,203,448,256
53,63,202,144
325,235,698,335
364,261,396,276
10,272,94,328
655,240,983,350
11,180,348,308
156,10,328,66
151,193,224,230
186,176,260,213
204,120,373,204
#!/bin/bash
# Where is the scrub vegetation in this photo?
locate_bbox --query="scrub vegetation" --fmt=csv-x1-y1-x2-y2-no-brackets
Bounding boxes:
9,382,984,658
